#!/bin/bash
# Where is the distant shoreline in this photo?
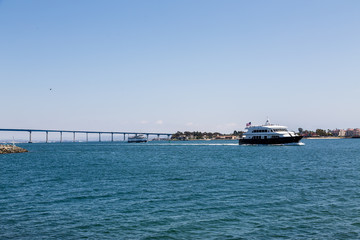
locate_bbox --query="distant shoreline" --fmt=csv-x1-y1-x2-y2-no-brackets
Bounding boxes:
304,137,347,139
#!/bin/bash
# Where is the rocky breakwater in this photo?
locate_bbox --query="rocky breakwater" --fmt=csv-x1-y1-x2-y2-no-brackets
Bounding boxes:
0,144,28,154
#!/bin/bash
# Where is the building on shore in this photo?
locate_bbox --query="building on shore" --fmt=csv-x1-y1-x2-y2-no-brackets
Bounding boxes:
345,128,360,137
302,128,360,138
355,129,360,137
330,129,346,137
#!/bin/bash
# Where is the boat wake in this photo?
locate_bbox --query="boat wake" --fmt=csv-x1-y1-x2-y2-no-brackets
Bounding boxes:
145,143,239,146
281,142,305,146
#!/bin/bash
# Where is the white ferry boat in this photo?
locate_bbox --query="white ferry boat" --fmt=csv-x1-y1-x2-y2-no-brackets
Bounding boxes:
128,134,148,143
239,119,303,145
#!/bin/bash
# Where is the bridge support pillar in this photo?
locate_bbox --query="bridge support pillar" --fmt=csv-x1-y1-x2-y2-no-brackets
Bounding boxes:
99,133,101,142
86,133,88,142
60,132,62,143
73,132,75,142
124,133,126,141
29,131,32,143
46,131,48,143
111,133,114,142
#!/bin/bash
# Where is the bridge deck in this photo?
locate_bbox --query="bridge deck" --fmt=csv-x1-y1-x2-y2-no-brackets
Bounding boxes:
0,129,173,143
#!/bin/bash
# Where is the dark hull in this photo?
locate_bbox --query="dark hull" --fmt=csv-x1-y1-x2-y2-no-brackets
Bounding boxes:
128,139,147,143
239,136,303,145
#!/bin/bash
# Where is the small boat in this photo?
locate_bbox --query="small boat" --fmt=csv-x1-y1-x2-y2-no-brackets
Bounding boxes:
128,134,148,143
239,119,303,145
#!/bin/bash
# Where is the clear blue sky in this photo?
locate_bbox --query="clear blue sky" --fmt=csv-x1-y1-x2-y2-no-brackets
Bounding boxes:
1,0,359,135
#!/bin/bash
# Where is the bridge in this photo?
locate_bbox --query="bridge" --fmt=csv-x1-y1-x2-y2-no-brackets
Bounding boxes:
0,128,173,143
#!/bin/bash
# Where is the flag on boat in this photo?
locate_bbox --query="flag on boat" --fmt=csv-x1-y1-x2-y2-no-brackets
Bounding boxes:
246,122,251,127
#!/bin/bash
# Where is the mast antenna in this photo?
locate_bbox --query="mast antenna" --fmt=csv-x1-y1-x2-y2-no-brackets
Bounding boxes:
265,117,270,125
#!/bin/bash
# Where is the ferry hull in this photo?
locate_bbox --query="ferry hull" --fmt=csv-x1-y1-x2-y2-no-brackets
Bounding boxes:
239,136,303,145
128,139,147,143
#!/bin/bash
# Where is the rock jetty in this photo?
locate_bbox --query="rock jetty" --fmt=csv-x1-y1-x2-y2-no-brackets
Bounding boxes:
0,144,28,154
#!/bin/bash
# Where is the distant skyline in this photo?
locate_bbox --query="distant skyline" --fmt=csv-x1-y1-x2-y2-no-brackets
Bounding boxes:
1,0,360,137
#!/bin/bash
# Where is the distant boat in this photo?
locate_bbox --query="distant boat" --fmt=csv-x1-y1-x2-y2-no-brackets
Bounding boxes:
239,119,303,145
128,135,147,143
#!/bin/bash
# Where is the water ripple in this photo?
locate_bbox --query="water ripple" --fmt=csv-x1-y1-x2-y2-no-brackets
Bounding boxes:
1,139,360,239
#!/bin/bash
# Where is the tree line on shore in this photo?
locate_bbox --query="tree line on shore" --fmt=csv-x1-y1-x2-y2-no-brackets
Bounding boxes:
298,128,335,137
171,131,243,140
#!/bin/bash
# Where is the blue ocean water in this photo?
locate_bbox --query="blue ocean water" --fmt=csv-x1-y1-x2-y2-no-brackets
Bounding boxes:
1,139,360,239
